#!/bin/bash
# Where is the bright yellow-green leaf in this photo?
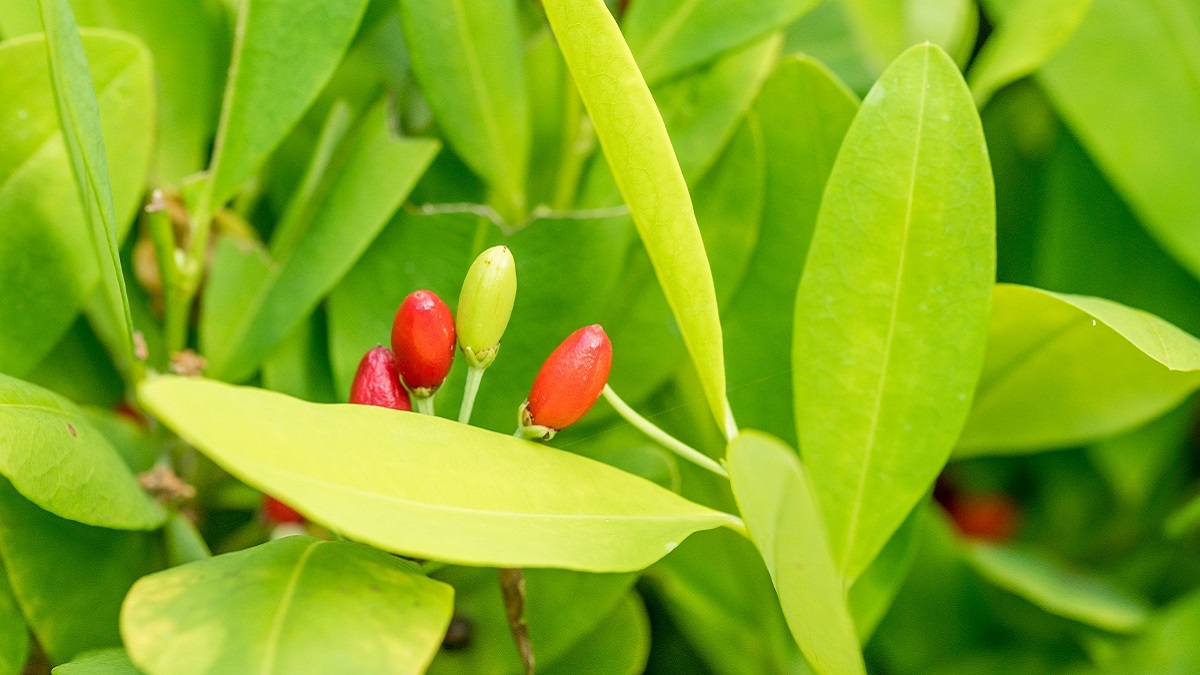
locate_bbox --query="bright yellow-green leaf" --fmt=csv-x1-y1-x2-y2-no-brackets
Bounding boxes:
0,373,164,530
727,432,865,675
958,284,1200,456
122,537,453,675
543,0,732,437
793,44,994,583
137,376,737,572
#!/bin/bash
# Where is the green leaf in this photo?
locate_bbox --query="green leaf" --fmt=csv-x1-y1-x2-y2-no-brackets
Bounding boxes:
205,0,370,209
969,0,1093,106
203,107,439,382
957,285,1200,456
727,432,865,675
1100,589,1200,674
36,0,139,374
622,0,819,85
0,373,164,529
647,528,804,675
724,55,858,445
261,312,338,403
122,536,453,675
428,568,635,675
1026,0,1200,280
544,0,732,436
793,44,994,582
138,376,737,572
0,30,152,377
539,593,650,675
0,479,160,664
837,0,978,72
398,0,527,222
847,501,925,641
965,542,1150,632
0,561,28,675
53,649,139,675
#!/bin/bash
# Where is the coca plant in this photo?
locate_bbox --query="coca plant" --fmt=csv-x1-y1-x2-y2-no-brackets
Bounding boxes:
0,0,1198,673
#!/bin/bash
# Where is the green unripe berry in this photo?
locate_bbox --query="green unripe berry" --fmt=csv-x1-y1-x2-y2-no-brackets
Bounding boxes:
457,246,517,369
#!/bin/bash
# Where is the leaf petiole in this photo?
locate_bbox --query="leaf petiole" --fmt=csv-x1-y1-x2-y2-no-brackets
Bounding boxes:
602,385,729,479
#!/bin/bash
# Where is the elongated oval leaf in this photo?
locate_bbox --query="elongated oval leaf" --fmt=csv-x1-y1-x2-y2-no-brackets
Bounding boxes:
969,0,1093,106
36,0,138,372
122,536,453,675
958,284,1200,456
0,30,153,377
1026,0,1200,279
138,376,736,572
52,649,138,675
398,0,527,222
204,107,439,382
623,0,818,86
543,0,732,436
206,0,369,208
0,373,164,529
727,432,865,675
966,542,1149,632
793,44,994,583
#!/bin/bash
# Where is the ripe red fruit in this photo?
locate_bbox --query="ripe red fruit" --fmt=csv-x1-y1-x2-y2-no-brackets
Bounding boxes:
349,346,412,411
948,493,1019,542
523,325,612,432
391,290,456,395
262,495,305,525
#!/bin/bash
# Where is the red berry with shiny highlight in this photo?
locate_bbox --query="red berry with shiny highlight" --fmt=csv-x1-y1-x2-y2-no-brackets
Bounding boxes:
349,346,412,411
263,495,305,525
525,325,612,431
391,291,456,394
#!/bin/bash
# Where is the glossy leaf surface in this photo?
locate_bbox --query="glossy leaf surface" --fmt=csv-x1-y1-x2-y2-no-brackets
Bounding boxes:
958,285,1200,455
0,373,163,529
398,0,527,221
966,542,1149,632
138,376,736,572
0,31,152,377
544,0,732,436
793,44,994,582
122,536,453,675
728,432,865,675
206,0,369,208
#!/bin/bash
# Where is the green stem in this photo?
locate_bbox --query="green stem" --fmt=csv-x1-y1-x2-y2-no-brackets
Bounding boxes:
146,192,188,356
458,365,486,424
602,385,729,479
415,394,436,416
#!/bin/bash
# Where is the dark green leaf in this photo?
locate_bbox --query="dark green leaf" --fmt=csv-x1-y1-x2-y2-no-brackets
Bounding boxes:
122,537,453,675
0,561,28,675
538,593,649,675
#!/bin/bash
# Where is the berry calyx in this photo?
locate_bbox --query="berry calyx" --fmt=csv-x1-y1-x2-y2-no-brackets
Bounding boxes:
391,290,457,397
457,246,517,369
349,346,412,411
262,495,305,525
518,325,612,439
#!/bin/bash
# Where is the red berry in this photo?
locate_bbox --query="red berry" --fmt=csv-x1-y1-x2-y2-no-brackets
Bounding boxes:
524,325,612,431
263,495,305,525
948,493,1019,542
349,347,412,411
391,290,456,395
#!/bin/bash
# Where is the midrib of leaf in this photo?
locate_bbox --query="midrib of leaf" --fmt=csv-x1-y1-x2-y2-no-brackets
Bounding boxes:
632,0,700,78
448,0,515,202
232,447,730,525
259,539,320,675
0,48,137,207
839,47,929,581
